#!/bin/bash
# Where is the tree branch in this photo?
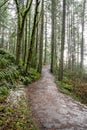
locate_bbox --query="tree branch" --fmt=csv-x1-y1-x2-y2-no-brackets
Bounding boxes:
24,0,33,15
14,0,20,13
0,0,9,8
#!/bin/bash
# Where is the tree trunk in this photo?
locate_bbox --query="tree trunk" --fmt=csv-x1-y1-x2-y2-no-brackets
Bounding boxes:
26,0,40,72
80,0,86,68
50,0,55,73
44,14,47,65
14,0,33,64
23,18,28,64
58,0,66,81
38,0,44,73
16,21,24,64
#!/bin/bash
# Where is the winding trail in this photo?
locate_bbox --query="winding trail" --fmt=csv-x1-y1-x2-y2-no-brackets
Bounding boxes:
26,66,87,130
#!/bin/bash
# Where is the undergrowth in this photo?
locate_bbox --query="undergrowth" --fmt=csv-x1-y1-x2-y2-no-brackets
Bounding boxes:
0,93,39,130
0,49,40,89
56,69,87,105
0,49,40,130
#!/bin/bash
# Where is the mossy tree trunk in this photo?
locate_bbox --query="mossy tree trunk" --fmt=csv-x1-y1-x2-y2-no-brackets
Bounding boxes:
26,0,40,72
23,18,28,64
14,0,33,64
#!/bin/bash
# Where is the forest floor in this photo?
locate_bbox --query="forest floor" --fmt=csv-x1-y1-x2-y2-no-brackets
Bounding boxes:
26,65,87,130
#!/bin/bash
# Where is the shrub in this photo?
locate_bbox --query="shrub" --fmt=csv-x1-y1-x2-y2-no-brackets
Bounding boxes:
20,76,32,85
0,58,10,69
0,49,40,89
29,68,40,81
0,49,16,65
0,49,18,87
0,66,19,86
20,68,40,85
0,86,9,96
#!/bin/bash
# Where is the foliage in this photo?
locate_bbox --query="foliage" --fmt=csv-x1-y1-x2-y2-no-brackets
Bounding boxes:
0,94,39,130
0,50,18,90
21,76,32,85
29,68,40,81
0,86,9,96
0,66,19,84
0,49,40,130
64,68,85,81
20,68,40,85
56,80,72,95
56,69,87,105
0,49,16,64
0,49,40,88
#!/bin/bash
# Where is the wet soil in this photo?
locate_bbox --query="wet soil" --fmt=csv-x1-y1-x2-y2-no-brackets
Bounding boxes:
26,66,87,130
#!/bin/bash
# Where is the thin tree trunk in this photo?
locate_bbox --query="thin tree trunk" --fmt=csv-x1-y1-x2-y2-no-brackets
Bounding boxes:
80,0,86,68
23,18,28,64
50,0,55,73
44,14,47,64
38,0,44,73
26,0,40,72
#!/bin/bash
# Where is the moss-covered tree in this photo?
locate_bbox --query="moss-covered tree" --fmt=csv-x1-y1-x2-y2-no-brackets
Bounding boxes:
14,0,33,64
26,0,40,72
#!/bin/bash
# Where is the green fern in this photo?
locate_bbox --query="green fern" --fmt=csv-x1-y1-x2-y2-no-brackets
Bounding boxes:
0,58,10,68
0,86,9,96
0,49,16,65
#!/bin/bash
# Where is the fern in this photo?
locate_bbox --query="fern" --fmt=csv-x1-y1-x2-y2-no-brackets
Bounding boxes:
0,58,10,69
0,66,19,87
0,49,16,65
0,86,9,96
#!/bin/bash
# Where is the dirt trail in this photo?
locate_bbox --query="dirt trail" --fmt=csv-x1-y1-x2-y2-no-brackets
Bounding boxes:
26,66,87,130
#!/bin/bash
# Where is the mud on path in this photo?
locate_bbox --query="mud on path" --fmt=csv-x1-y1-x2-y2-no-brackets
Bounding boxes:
26,66,87,130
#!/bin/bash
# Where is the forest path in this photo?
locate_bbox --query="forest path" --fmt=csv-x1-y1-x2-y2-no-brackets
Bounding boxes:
26,65,87,130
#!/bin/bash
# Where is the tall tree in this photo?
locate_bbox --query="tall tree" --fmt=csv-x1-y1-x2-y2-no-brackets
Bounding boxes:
50,0,55,73
58,0,66,81
38,0,44,73
44,14,47,65
26,0,40,72
14,0,33,64
80,0,86,68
